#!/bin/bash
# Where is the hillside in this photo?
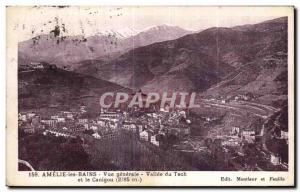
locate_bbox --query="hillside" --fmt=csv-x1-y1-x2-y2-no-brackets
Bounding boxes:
18,65,130,114
203,17,288,107
76,17,287,96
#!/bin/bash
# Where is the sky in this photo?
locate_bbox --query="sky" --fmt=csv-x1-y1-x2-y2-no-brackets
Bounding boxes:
7,6,291,41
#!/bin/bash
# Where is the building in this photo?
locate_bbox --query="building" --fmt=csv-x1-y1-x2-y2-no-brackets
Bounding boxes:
231,127,240,136
57,117,65,123
241,130,255,143
96,119,108,127
80,105,87,113
31,62,45,69
30,116,44,131
61,111,74,120
78,118,88,124
51,115,59,120
136,123,144,133
281,130,288,140
140,130,150,141
21,123,35,134
19,64,30,70
50,115,65,122
99,111,121,119
222,139,240,147
166,124,191,138
45,129,75,138
92,132,101,139
270,153,281,165
27,112,36,119
101,131,118,140
123,121,137,132
83,123,89,129
89,125,98,131
150,135,160,146
18,113,27,122
41,119,57,127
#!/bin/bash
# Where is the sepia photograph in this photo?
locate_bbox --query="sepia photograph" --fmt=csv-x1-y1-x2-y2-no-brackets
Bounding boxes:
6,5,295,187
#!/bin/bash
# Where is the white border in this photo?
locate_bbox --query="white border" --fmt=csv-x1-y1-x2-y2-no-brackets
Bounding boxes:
1,1,299,191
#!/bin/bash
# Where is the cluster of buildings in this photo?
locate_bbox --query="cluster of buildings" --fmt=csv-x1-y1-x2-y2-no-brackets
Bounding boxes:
19,61,60,72
19,62,47,71
205,92,255,103
204,122,288,170
18,102,288,171
18,104,192,149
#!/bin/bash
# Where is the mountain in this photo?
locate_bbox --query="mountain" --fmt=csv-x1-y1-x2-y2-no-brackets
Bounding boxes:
18,64,130,114
202,17,288,107
120,24,193,51
18,25,193,68
96,27,140,39
76,17,287,98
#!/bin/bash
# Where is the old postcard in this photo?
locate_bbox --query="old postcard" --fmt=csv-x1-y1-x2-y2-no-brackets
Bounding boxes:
6,6,294,187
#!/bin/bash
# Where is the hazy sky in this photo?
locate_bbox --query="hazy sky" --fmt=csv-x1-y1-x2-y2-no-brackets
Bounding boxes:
8,6,291,41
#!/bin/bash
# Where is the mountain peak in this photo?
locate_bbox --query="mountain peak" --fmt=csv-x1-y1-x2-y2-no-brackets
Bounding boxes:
141,24,187,33
96,27,140,39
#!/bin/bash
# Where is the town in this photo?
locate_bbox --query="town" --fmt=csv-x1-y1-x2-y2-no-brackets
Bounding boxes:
18,92,288,171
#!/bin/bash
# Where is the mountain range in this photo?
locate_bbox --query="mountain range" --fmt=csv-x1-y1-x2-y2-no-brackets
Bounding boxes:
18,24,193,68
75,17,288,106
18,17,288,110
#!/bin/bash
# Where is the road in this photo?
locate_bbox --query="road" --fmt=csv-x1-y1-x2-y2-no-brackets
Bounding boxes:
201,99,278,119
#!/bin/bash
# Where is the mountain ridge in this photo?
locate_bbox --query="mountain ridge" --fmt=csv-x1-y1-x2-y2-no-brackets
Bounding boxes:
18,24,193,68
75,17,287,98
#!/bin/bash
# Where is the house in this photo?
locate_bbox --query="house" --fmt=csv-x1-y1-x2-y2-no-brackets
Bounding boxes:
19,64,30,70
150,135,160,146
108,120,118,129
41,119,57,127
24,128,35,134
222,139,240,147
102,131,118,140
22,123,35,134
123,121,137,132
30,116,44,130
99,111,121,119
89,125,98,131
18,113,27,122
241,130,255,143
27,112,36,119
51,115,59,120
166,124,191,138
69,125,85,132
136,123,144,133
92,132,101,139
205,117,211,122
62,112,74,119
270,153,281,166
140,130,150,141
97,119,108,127
83,123,89,129
57,117,65,123
78,118,88,124
31,62,45,69
231,127,240,136
45,129,75,138
281,131,288,140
